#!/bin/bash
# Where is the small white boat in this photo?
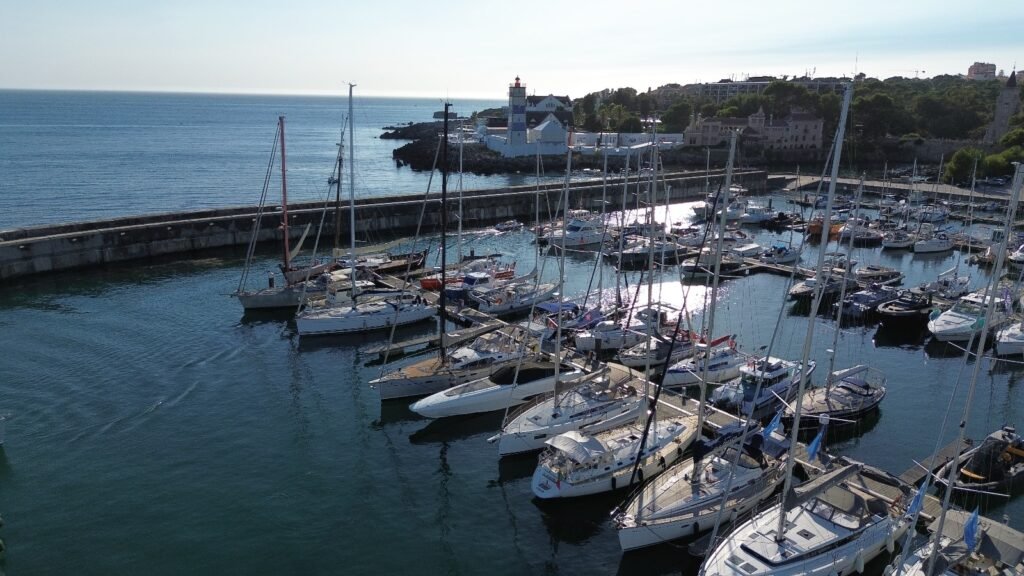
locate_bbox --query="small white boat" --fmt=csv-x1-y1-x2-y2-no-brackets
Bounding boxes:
409,360,585,419
881,230,916,249
730,242,763,258
739,204,774,224
616,333,699,369
994,318,1024,355
541,214,607,247
469,280,558,316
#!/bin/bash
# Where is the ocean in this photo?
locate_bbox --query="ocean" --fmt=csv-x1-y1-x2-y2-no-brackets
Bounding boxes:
0,90,554,230
0,91,1021,575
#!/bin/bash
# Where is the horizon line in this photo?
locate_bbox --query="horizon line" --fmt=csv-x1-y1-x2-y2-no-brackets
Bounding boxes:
0,86,508,101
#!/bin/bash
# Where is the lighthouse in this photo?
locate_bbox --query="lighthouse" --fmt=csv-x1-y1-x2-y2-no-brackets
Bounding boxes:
507,76,527,147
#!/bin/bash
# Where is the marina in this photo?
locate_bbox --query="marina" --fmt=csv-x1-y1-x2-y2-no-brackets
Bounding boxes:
3,90,1024,576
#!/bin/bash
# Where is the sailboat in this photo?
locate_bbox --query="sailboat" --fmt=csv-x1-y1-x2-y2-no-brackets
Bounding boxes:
234,116,338,310
295,85,436,336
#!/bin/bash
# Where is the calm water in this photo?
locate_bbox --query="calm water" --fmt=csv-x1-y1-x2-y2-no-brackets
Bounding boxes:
1,193,1021,575
0,90,564,230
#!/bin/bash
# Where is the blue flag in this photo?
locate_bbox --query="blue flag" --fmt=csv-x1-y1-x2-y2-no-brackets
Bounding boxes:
906,485,924,517
762,410,782,439
807,426,825,462
964,507,980,551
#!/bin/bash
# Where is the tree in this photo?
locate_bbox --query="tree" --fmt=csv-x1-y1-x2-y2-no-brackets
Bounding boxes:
660,99,693,132
999,127,1024,148
944,147,984,183
617,115,643,133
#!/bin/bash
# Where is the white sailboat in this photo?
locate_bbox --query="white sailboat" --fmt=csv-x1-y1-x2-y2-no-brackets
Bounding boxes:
296,85,436,336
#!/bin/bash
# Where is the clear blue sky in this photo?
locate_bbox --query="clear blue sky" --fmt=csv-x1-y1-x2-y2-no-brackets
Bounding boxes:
1,0,1020,98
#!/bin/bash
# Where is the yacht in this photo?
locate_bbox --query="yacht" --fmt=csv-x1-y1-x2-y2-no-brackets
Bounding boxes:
739,204,774,224
699,462,912,576
531,414,699,499
616,333,699,369
409,360,585,418
468,280,558,316
877,290,936,327
490,362,645,456
295,291,436,336
994,318,1024,355
888,509,1024,576
933,425,1024,493
540,213,607,248
881,229,916,250
758,244,800,265
835,284,900,319
927,291,1010,342
782,365,887,434
574,305,671,353
710,356,817,420
369,330,528,400
854,264,904,286
614,432,788,551
788,275,857,302
914,231,954,253
662,341,746,388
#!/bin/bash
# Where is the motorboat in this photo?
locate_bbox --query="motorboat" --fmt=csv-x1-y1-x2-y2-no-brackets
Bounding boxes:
574,305,672,353
717,200,747,221
661,339,745,388
913,269,971,300
758,244,800,265
994,318,1024,356
914,231,954,253
730,242,763,258
927,291,1010,342
531,414,699,499
835,283,900,319
854,264,904,286
710,356,817,420
369,330,529,400
609,237,688,269
838,218,883,245
699,462,912,576
468,280,558,316
408,360,585,418
419,257,515,290
739,204,774,224
616,333,700,369
679,249,746,279
933,425,1024,493
782,365,887,434
541,213,607,248
877,290,936,326
494,219,524,232
881,230,916,250
490,362,645,456
614,432,788,551
788,274,858,302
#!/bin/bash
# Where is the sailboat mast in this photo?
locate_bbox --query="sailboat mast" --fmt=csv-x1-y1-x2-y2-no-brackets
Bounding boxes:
439,102,450,363
279,116,291,272
616,151,631,309
347,84,357,305
826,176,863,401
775,82,853,541
333,121,344,253
457,119,464,263
697,131,736,436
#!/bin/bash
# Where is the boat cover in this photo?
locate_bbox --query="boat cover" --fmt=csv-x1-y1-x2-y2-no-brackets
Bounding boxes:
545,430,608,464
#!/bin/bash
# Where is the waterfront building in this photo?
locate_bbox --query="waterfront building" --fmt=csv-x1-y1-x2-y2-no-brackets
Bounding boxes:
683,107,823,152
968,61,998,80
681,77,848,104
482,76,573,157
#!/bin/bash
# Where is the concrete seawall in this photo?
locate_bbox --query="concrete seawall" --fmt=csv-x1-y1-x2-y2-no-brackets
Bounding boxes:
0,169,766,280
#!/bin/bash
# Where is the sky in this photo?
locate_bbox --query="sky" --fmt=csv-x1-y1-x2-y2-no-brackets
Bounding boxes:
1,0,1021,99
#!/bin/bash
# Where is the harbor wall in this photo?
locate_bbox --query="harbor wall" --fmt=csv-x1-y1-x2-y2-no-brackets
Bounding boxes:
0,170,768,280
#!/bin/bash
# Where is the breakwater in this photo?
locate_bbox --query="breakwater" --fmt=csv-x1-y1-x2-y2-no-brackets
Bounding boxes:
0,169,767,280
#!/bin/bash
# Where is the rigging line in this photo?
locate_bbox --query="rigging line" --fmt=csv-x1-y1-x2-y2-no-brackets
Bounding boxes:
238,123,281,292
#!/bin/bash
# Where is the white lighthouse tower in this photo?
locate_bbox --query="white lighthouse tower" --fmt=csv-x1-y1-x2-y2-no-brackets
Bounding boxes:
507,76,528,148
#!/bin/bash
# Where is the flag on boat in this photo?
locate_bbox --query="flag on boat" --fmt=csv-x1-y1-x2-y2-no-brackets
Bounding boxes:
762,409,782,439
964,507,980,551
806,425,825,462
905,484,924,517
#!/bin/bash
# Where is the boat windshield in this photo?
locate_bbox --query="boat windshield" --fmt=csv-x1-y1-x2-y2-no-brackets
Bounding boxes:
950,300,984,316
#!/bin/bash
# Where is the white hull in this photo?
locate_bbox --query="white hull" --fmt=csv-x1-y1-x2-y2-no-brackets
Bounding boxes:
497,396,642,456
995,323,1024,356
409,368,583,419
699,501,908,576
532,419,698,499
296,301,436,335
913,240,954,253
237,285,320,310
617,472,780,551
